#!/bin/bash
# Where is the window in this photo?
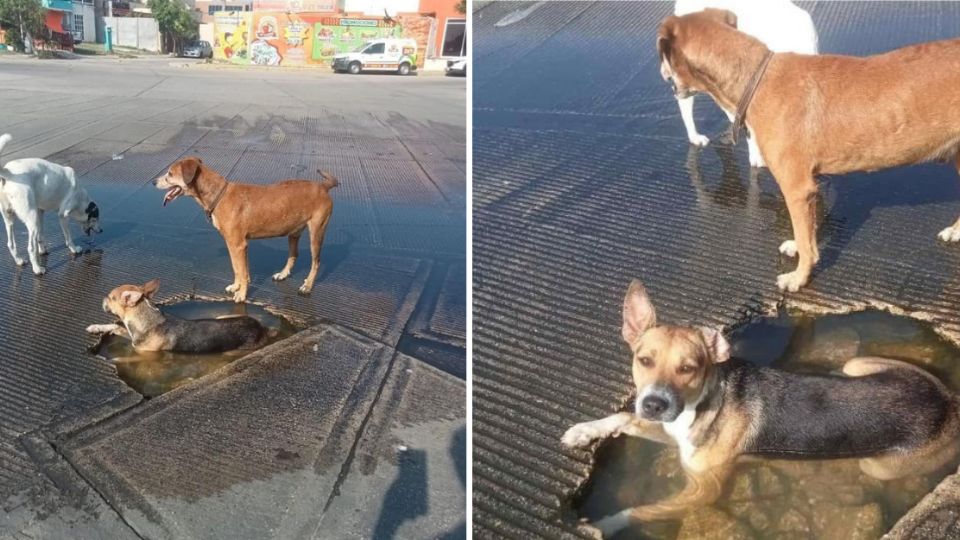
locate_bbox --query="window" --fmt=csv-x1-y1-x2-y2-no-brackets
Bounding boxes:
365,43,384,54
73,14,83,38
442,18,466,57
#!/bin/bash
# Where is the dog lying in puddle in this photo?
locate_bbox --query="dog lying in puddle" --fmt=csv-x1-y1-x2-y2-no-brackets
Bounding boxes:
86,279,272,353
562,280,960,538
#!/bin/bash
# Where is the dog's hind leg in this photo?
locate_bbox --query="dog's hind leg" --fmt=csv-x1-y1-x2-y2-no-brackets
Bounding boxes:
299,214,330,295
36,210,47,255
23,209,45,275
272,234,300,282
1,208,24,266
937,152,960,242
678,96,709,147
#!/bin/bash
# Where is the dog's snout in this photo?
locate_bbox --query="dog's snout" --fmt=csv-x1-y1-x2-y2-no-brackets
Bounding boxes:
642,395,669,418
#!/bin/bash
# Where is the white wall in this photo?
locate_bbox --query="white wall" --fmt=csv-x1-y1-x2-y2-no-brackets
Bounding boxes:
339,0,418,15
101,16,160,51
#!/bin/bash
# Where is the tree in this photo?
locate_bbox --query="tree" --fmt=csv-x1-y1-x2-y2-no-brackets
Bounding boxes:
0,0,45,53
147,0,197,54
455,0,465,14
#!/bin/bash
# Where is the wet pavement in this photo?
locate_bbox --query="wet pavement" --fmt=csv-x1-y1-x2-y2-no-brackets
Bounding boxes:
472,1,960,538
0,57,465,537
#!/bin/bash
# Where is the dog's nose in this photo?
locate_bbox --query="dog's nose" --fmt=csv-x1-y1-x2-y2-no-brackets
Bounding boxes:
641,395,669,418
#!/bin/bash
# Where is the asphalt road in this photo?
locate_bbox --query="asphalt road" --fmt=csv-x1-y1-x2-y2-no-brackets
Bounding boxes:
0,55,465,538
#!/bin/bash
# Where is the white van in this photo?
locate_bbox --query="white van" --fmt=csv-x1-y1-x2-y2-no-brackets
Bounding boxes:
332,38,418,75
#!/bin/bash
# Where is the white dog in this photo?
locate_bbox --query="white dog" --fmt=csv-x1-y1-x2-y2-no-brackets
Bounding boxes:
672,0,819,167
0,134,102,275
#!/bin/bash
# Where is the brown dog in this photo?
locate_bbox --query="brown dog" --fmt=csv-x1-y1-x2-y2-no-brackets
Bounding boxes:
657,9,960,291
562,280,960,537
154,158,337,302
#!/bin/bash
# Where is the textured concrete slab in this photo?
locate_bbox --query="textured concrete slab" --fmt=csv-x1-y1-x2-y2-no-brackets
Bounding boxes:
472,1,960,538
58,325,404,539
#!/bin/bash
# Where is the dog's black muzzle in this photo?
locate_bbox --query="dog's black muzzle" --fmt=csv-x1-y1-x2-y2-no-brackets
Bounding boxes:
636,384,684,423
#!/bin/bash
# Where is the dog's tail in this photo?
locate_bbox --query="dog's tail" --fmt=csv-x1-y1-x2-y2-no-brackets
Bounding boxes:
317,170,339,191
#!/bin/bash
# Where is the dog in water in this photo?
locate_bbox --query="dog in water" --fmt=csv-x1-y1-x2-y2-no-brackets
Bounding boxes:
0,133,102,275
154,157,337,303
86,279,271,353
562,279,960,537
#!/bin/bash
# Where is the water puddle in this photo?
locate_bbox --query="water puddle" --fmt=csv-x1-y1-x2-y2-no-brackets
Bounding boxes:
578,310,960,539
92,301,298,398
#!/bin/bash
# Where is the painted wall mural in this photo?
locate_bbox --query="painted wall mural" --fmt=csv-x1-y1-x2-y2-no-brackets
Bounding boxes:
213,12,252,64
213,12,433,68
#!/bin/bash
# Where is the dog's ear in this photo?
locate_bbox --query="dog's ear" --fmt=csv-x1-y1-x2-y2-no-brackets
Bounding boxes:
142,279,160,298
699,327,731,363
120,290,144,308
656,17,677,62
622,279,657,344
179,158,202,182
702,8,737,28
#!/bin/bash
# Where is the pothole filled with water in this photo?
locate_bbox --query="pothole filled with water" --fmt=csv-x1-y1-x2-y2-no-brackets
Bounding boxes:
92,300,299,398
577,309,960,540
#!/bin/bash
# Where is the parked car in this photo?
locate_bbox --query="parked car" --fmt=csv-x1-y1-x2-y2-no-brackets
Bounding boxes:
182,41,213,59
446,58,467,76
332,38,418,75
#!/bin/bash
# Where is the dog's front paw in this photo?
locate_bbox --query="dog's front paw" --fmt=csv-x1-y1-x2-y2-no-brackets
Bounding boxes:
272,271,290,281
778,240,797,257
575,521,604,539
938,225,960,243
225,283,240,293
86,324,113,334
777,270,808,292
232,290,247,303
32,266,46,276
68,245,83,255
688,133,710,147
298,283,313,295
562,423,603,448
37,243,48,256
13,256,25,266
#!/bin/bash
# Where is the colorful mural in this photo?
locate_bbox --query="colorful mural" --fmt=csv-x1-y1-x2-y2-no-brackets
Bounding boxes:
213,12,252,64
214,12,433,68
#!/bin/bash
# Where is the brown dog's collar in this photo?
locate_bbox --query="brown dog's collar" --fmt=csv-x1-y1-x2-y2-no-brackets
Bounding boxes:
205,183,228,221
732,51,775,145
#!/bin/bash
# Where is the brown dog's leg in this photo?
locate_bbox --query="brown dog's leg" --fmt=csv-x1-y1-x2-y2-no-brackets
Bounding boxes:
773,166,819,292
937,153,960,242
591,464,732,535
272,234,300,282
299,215,330,295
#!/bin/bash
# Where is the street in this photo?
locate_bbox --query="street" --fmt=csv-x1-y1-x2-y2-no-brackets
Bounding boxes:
0,55,465,538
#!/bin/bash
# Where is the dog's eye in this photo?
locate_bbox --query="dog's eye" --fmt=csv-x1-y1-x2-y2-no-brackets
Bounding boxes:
638,356,654,368
677,364,696,375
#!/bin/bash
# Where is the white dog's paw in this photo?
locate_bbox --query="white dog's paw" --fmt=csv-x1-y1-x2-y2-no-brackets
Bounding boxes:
562,423,602,448
13,256,25,266
37,243,48,256
68,245,83,255
938,225,960,243
225,283,240,293
778,240,798,257
298,283,313,295
32,266,46,276
272,270,290,281
688,133,710,147
777,270,808,292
